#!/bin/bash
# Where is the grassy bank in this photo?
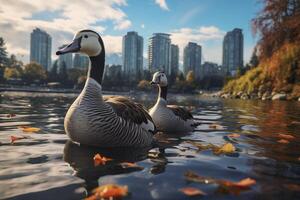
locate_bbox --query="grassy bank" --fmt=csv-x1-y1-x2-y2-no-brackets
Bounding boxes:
223,43,300,100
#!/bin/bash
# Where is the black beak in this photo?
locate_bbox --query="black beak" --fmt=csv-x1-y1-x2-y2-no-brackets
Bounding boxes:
56,37,82,55
150,81,157,85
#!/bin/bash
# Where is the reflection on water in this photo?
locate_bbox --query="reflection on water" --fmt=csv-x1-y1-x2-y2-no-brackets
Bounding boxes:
0,92,300,199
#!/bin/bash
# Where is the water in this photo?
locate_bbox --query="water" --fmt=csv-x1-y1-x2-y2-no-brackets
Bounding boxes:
0,92,300,200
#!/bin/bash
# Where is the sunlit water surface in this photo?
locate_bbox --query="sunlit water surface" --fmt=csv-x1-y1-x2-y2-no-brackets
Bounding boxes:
0,91,300,200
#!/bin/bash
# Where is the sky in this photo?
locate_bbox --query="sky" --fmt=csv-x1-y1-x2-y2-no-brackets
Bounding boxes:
0,0,262,66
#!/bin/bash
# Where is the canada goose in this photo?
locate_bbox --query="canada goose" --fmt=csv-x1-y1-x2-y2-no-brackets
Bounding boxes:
56,30,156,147
149,71,198,133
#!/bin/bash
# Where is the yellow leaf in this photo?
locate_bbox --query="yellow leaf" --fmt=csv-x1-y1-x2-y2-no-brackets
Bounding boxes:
19,126,40,133
214,143,236,154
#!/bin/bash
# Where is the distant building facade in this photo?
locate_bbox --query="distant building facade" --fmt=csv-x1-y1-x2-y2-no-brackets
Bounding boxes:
73,53,89,69
222,28,244,76
122,31,143,80
183,42,202,80
148,33,171,75
58,44,73,69
171,44,179,76
30,28,52,71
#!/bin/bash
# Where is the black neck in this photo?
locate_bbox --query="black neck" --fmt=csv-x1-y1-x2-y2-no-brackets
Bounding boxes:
159,86,168,100
88,51,105,85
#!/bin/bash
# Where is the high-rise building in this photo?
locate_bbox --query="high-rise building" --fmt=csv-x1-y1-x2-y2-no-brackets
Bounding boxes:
73,53,89,69
30,28,52,71
183,42,202,80
122,31,143,80
171,44,179,76
222,28,244,76
58,44,73,69
148,33,171,75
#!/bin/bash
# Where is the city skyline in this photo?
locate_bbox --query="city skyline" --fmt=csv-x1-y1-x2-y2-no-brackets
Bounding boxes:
0,0,260,66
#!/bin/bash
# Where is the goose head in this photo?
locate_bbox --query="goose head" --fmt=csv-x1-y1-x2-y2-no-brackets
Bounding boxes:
56,30,105,85
56,30,104,57
150,71,168,87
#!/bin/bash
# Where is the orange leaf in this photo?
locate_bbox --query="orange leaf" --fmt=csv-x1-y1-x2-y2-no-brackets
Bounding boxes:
18,126,40,133
86,184,128,199
179,187,206,196
120,162,143,169
277,139,290,144
278,134,295,140
219,178,256,189
227,133,240,138
93,153,112,166
10,135,28,144
284,184,300,192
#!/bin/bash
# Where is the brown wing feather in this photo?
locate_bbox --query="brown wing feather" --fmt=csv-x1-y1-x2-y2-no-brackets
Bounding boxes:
167,105,193,121
104,96,154,125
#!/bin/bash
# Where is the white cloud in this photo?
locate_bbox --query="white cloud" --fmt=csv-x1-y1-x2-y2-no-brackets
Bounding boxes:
155,0,169,11
102,35,122,54
114,19,132,30
141,24,145,29
169,26,225,64
0,0,130,63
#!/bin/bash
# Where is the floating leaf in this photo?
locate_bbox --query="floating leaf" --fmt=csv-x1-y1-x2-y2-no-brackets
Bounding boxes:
10,135,30,144
277,139,290,144
227,133,240,138
93,153,112,166
179,187,206,196
219,178,256,189
120,162,143,169
284,183,300,192
186,141,217,151
209,123,223,130
18,126,40,133
86,184,128,200
6,114,16,118
214,143,236,154
184,171,216,184
278,134,295,140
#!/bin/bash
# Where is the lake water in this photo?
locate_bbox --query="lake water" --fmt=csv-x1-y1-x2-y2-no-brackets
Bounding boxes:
0,91,300,200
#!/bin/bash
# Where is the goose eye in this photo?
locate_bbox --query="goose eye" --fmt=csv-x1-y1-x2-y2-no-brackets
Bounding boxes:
84,35,88,38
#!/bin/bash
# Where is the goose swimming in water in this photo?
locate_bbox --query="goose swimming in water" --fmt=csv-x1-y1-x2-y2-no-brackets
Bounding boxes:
56,30,156,147
149,71,198,133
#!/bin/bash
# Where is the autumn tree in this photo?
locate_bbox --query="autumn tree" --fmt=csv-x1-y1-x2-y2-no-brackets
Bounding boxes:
23,62,47,83
186,70,195,84
252,0,300,57
4,67,23,80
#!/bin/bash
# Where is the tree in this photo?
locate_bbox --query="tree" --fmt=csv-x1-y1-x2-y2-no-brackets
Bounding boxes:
252,0,300,57
0,37,8,66
58,61,68,84
67,68,86,85
4,67,23,80
23,62,47,83
249,47,259,68
186,70,195,84
49,60,59,82
137,80,151,91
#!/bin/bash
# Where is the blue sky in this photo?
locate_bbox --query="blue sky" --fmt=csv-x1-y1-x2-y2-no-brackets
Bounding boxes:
0,0,261,65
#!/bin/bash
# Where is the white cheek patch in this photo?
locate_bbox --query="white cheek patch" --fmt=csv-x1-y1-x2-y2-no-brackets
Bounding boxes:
80,37,102,56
